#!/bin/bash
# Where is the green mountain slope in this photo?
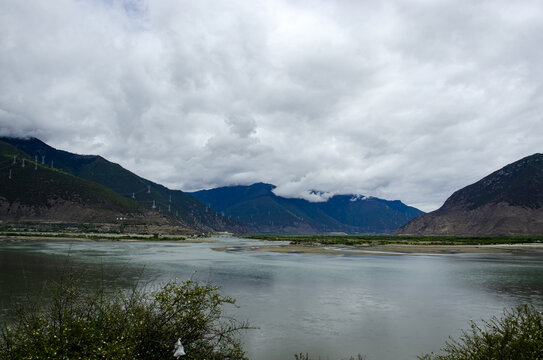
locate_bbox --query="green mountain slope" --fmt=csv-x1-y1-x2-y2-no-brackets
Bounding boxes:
1,137,248,233
190,183,424,234
0,141,146,226
396,153,543,235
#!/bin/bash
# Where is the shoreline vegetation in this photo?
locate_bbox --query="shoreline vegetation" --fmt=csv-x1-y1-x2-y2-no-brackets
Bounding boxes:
234,234,543,255
244,233,543,245
1,231,543,255
0,231,211,243
215,242,543,255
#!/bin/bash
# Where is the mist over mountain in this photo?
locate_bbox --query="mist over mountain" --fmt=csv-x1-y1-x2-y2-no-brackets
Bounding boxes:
396,153,543,235
190,183,424,234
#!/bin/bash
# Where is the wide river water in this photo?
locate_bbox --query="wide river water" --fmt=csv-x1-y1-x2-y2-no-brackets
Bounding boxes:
1,236,543,359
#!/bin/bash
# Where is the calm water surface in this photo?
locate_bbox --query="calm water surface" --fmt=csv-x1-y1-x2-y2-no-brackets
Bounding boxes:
1,236,543,360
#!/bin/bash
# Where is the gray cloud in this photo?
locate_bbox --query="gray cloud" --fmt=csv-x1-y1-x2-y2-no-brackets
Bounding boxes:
1,0,542,211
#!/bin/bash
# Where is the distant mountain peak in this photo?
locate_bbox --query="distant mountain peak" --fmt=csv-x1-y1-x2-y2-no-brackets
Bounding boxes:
349,194,370,202
190,183,423,234
441,153,543,212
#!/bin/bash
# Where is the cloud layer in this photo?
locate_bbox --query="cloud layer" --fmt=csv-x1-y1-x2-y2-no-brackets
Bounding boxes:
1,0,542,211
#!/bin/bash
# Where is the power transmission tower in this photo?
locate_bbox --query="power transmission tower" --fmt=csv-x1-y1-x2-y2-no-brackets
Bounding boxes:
148,185,151,194
34,156,38,170
152,200,156,209
9,169,11,179
132,192,135,199
42,155,45,164
13,155,16,164
21,159,25,168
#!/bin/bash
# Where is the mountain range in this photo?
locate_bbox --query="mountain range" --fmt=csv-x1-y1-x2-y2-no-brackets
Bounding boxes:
190,183,424,234
396,153,543,235
2,137,542,236
0,137,424,234
0,137,247,234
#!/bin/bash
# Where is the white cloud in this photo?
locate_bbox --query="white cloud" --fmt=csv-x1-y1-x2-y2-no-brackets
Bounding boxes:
1,0,542,211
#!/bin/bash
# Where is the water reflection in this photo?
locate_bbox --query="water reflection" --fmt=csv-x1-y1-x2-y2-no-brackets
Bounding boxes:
0,247,145,321
1,237,543,360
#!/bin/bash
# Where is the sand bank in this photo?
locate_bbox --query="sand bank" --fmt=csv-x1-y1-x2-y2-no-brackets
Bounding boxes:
214,243,543,256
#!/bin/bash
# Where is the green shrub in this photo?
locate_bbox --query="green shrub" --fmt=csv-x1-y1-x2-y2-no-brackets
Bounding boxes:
419,304,543,360
0,270,249,359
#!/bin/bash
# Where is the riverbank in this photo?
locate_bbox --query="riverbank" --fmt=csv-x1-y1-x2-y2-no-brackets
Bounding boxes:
0,232,211,243
3,232,543,255
214,243,543,255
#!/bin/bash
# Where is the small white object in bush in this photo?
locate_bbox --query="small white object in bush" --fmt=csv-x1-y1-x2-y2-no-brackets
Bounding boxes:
173,338,186,358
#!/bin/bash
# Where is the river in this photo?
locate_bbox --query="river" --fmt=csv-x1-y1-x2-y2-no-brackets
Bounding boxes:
1,235,542,359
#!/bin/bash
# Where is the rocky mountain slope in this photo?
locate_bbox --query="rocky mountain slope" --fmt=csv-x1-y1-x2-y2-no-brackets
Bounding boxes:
396,153,543,235
0,137,248,233
190,183,423,234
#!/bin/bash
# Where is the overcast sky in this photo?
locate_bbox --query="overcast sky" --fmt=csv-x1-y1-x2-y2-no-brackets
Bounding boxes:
1,0,542,211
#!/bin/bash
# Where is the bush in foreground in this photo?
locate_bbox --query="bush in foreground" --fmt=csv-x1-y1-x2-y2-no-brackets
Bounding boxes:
419,304,543,360
0,271,248,359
